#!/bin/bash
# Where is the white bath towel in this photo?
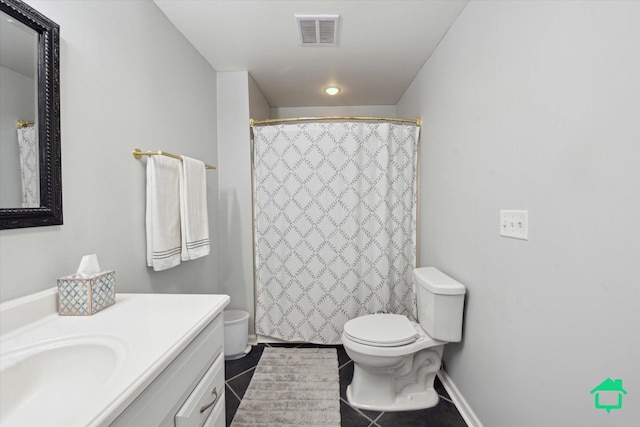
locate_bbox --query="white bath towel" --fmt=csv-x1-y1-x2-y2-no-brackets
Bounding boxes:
146,155,182,271
180,156,210,261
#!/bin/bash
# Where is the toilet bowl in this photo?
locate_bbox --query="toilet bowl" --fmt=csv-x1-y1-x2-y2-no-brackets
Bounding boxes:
341,267,466,412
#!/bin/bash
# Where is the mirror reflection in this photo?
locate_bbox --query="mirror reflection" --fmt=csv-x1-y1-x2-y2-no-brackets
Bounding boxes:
0,9,39,209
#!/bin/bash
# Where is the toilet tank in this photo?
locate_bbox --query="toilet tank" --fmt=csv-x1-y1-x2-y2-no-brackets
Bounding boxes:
414,267,466,342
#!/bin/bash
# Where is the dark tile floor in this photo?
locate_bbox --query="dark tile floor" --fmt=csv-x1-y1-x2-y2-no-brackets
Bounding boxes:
225,343,468,427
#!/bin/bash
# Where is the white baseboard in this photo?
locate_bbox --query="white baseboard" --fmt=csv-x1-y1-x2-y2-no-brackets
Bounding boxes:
437,370,483,427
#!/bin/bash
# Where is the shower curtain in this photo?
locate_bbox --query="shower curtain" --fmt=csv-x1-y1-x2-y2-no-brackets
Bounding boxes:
253,121,420,344
17,125,39,208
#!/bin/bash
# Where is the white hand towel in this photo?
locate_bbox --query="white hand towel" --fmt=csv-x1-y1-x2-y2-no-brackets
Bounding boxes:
146,155,182,271
180,156,210,261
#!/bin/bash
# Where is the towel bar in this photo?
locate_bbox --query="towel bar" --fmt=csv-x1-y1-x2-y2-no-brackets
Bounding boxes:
132,148,216,169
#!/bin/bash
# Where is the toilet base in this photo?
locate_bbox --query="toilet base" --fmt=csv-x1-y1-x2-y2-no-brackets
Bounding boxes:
343,345,445,412
346,385,440,412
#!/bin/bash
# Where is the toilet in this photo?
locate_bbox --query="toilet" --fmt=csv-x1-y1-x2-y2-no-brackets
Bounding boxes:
341,267,466,411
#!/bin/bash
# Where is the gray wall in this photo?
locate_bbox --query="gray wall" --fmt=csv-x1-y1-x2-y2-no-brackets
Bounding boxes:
217,71,260,334
0,1,219,302
271,105,396,119
397,1,639,426
216,72,271,337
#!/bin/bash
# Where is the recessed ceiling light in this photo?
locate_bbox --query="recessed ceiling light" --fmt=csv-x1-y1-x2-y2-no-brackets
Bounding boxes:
325,86,340,96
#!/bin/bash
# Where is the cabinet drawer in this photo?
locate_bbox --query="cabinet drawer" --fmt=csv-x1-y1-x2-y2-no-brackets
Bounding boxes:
175,352,225,427
202,392,225,427
112,314,224,427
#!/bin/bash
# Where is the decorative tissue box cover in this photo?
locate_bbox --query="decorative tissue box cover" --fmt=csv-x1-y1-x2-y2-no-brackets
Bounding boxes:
57,270,116,315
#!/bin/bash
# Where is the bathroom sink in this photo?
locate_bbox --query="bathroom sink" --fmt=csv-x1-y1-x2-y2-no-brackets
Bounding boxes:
0,336,126,426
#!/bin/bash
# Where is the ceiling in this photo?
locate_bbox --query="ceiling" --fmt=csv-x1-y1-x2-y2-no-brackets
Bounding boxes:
154,1,467,108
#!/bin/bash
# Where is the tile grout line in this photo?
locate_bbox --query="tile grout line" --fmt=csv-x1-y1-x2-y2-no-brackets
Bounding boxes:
339,359,353,370
225,381,242,402
225,365,257,383
439,393,454,404
340,397,385,425
370,411,385,426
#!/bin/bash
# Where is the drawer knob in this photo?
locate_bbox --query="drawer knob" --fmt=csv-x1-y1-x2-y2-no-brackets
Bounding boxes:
199,387,219,413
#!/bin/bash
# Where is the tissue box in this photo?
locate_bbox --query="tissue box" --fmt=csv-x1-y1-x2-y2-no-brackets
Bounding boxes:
57,270,116,315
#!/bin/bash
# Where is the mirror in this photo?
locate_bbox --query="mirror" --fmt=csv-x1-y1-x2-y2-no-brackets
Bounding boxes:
0,0,60,229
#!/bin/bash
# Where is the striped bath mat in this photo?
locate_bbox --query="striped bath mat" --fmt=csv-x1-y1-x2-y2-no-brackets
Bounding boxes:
230,347,340,427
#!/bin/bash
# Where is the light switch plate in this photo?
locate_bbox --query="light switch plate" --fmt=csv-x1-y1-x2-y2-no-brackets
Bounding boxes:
500,210,528,240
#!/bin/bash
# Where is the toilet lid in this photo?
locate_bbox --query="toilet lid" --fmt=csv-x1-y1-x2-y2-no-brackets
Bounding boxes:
343,314,418,347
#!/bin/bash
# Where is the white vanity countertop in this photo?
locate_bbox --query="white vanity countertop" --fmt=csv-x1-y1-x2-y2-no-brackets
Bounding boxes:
0,291,230,426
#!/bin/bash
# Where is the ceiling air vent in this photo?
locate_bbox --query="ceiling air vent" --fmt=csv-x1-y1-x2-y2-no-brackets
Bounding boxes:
295,14,340,46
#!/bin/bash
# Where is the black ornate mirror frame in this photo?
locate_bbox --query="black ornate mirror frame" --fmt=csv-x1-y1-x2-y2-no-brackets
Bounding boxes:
0,0,61,229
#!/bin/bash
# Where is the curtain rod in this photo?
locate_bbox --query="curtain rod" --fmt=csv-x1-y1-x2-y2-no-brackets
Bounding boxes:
132,148,216,169
250,116,421,128
17,120,35,129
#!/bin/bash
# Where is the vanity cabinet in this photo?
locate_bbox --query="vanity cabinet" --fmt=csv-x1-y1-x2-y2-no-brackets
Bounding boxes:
111,313,225,427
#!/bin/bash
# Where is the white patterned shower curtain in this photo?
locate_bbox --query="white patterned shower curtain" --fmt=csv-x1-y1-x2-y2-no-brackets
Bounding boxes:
253,121,420,344
17,125,39,208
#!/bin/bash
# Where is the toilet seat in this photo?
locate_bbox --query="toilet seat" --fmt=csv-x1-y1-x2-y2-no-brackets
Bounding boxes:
343,313,418,347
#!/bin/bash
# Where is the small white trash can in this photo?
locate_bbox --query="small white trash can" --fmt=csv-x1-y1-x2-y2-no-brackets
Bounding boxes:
223,310,250,360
